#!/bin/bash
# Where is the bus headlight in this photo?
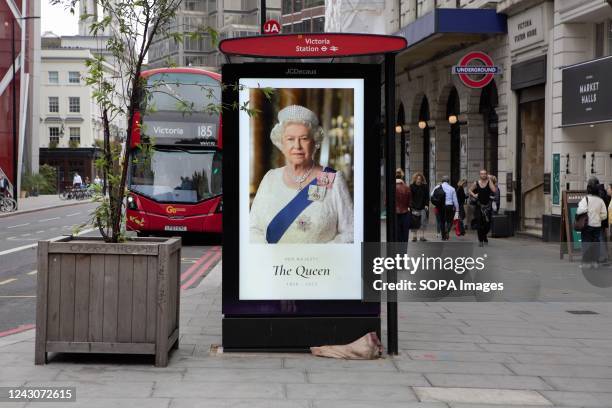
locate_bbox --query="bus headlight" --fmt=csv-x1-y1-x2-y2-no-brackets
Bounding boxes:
127,195,138,210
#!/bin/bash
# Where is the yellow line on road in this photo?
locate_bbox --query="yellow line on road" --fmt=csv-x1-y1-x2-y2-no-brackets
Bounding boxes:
0,278,17,286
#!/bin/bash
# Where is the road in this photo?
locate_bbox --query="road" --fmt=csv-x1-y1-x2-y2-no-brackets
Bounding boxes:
0,203,221,336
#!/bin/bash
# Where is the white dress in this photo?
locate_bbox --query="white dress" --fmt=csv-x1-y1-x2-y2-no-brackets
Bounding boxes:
249,167,354,243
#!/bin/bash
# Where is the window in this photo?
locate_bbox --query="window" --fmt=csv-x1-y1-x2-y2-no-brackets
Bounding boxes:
69,127,81,144
69,97,80,113
49,127,60,144
48,71,58,84
68,71,80,84
608,20,612,56
48,97,59,113
595,20,612,58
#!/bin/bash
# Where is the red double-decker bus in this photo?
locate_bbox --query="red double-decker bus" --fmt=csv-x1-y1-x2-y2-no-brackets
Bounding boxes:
126,68,222,235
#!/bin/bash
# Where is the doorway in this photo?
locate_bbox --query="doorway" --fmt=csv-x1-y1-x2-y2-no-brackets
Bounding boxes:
447,88,460,187
517,86,545,232
480,82,499,178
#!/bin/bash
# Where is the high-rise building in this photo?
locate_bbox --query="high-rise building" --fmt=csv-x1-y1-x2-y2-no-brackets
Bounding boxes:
281,0,324,33
147,0,280,70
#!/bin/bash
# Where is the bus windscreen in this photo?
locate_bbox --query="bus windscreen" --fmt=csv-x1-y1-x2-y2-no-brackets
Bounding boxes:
130,148,222,204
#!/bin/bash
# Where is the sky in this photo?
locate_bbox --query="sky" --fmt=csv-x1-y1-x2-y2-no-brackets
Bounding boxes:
41,0,79,36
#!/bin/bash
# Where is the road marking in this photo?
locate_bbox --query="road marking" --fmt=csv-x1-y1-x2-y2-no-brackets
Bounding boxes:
0,227,95,257
7,223,29,229
7,237,38,241
66,212,81,217
27,270,37,275
35,230,45,234
38,217,60,222
0,324,35,338
0,295,35,298
20,233,31,237
0,278,17,286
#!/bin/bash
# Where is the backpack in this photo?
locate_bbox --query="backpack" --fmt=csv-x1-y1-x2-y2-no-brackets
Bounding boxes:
431,185,446,208
574,196,588,232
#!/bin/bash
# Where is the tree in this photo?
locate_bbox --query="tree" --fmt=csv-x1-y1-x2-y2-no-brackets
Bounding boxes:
52,0,218,242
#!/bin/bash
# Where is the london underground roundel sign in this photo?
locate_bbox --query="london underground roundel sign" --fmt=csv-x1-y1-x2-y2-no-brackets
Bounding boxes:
452,52,501,89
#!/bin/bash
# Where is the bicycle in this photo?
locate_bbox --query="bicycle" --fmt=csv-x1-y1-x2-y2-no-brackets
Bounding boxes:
0,196,16,212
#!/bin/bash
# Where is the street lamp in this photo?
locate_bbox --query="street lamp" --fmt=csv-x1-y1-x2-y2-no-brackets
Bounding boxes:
5,15,40,207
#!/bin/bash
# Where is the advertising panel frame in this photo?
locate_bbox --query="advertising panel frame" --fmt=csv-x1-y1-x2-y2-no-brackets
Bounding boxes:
221,63,381,351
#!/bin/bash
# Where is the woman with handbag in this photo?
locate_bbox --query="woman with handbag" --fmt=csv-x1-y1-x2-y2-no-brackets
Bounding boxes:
410,172,429,242
576,177,607,268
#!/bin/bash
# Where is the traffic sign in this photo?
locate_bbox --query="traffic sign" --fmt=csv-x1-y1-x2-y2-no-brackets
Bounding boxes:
263,19,281,35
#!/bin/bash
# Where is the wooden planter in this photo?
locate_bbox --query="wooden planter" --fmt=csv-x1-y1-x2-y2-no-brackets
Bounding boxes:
35,236,181,367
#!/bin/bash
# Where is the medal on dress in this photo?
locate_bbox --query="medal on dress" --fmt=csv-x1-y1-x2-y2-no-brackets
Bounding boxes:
308,185,326,201
317,172,336,188
296,215,312,232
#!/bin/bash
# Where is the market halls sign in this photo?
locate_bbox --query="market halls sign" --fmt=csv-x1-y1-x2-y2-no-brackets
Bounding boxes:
562,56,612,127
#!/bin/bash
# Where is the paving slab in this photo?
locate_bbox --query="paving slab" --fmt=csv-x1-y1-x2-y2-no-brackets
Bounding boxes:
153,381,285,399
543,377,612,393
405,350,517,363
395,360,513,375
539,391,612,407
507,363,612,379
23,398,171,408
183,368,306,383
306,370,429,386
170,399,309,408
425,373,552,390
286,383,417,402
414,387,552,405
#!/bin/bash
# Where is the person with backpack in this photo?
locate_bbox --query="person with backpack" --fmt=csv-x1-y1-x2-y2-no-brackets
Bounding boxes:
430,175,459,241
576,177,607,268
469,169,497,247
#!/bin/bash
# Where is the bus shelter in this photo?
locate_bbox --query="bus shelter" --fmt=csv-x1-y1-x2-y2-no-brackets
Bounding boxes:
219,33,406,354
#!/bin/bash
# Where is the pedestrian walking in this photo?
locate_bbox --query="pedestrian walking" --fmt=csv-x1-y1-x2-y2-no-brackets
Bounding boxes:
72,172,83,188
456,179,467,236
469,169,497,247
576,177,607,268
395,169,412,242
410,172,429,242
430,175,459,241
490,175,501,214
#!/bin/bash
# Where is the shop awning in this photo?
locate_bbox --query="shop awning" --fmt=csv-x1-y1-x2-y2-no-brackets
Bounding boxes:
394,8,507,70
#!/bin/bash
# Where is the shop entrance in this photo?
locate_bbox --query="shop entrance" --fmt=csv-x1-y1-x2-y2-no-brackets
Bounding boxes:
418,97,433,185
517,85,545,232
480,82,498,178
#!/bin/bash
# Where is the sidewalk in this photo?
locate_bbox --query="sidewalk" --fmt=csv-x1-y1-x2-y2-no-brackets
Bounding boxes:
0,195,92,218
2,239,612,407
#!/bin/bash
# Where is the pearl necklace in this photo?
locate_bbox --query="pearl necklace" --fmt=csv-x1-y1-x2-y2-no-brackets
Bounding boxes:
288,163,314,190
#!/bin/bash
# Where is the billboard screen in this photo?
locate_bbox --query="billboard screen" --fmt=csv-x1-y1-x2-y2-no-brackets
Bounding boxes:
238,78,364,300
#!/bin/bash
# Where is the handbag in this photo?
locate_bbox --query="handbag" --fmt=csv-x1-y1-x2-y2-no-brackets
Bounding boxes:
409,209,421,230
574,197,589,232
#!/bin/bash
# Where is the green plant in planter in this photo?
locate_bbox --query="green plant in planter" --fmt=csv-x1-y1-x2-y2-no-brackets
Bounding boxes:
68,139,80,148
49,140,59,149
39,164,58,194
21,173,50,197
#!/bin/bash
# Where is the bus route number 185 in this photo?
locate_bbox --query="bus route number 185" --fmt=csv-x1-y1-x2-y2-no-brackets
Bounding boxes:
198,124,215,138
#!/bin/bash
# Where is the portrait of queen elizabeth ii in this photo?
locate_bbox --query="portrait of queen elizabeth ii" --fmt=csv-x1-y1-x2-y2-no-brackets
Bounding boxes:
249,105,354,244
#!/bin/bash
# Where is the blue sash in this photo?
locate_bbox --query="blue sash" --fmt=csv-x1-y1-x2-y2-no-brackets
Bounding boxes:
266,167,335,243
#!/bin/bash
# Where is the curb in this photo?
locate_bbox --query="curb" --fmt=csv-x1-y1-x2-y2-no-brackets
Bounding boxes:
0,200,94,219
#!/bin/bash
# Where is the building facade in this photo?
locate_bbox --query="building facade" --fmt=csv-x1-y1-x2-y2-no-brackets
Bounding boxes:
0,0,41,200
148,0,281,69
282,0,324,33
39,35,125,189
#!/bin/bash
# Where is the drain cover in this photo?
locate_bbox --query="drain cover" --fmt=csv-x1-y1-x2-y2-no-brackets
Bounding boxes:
566,310,598,315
